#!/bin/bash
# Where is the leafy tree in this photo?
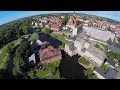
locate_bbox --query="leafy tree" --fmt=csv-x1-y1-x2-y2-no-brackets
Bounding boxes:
76,20,82,26
43,28,52,35
84,68,93,77
22,25,30,35
13,41,32,77
61,15,69,25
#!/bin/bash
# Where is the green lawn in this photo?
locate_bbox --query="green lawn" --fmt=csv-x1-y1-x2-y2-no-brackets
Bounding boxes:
0,38,23,70
50,33,68,43
95,43,107,52
28,33,39,41
0,45,9,66
100,65,109,73
78,57,90,66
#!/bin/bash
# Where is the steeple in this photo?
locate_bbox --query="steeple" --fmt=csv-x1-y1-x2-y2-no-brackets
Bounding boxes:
73,11,75,16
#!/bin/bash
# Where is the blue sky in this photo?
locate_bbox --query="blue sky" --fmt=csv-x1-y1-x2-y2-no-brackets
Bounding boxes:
0,11,120,25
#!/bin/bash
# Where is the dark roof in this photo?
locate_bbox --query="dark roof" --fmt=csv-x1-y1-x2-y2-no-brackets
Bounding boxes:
94,67,107,78
81,48,86,53
106,60,115,67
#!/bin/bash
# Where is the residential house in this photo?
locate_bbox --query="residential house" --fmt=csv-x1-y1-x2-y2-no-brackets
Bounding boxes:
51,22,62,32
39,46,62,63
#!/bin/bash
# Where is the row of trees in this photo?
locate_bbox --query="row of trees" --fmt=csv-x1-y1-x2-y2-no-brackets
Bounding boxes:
13,41,32,78
0,18,32,48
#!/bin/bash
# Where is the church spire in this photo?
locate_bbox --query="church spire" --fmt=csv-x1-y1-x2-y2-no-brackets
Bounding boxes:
73,11,75,16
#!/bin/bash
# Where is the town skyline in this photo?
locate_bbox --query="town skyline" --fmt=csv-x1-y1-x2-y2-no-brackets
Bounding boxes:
1,11,120,25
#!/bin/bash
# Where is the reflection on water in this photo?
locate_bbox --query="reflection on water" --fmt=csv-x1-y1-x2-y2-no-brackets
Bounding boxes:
59,50,87,79
39,33,87,79
39,33,62,48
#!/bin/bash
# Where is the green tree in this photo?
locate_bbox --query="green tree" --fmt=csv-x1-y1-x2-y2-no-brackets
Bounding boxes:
22,25,30,35
61,15,69,25
76,20,82,26
43,28,51,35
13,41,31,77
84,68,93,77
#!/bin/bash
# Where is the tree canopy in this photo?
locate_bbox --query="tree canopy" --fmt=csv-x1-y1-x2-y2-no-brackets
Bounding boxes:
13,41,32,77
61,15,69,25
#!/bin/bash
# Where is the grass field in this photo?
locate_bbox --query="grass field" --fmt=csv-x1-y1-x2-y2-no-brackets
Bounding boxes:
0,38,23,70
28,33,39,41
50,33,68,43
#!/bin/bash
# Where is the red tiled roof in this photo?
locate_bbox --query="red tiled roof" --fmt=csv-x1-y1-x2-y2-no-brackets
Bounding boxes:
40,46,61,61
51,22,61,29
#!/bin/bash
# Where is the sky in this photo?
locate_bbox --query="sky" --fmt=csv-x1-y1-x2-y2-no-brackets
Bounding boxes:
0,11,120,25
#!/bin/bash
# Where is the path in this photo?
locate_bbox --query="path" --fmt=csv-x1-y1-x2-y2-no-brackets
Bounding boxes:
97,43,106,51
0,53,8,69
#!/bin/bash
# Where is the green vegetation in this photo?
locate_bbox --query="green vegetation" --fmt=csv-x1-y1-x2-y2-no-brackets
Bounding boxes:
0,18,31,48
43,28,52,35
106,51,120,61
84,68,98,79
100,65,109,73
25,61,61,79
115,65,120,72
78,57,90,66
59,43,65,49
95,43,107,52
13,41,32,77
61,15,69,25
76,20,82,26
50,33,68,43
0,38,23,70
28,33,39,41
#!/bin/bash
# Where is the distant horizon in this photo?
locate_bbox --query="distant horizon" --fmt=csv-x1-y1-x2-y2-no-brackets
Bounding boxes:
0,11,120,25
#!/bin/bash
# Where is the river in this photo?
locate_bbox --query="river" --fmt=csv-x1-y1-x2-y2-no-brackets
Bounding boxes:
38,33,87,79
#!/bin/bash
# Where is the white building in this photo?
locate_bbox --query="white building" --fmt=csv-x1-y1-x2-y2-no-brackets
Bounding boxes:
28,53,36,66
65,34,106,65
83,27,118,43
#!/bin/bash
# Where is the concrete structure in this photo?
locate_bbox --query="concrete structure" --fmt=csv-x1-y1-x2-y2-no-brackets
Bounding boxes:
64,41,77,56
64,33,106,65
72,25,83,36
83,26,118,43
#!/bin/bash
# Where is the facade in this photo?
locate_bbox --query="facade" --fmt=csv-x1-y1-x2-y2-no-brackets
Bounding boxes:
39,46,62,63
72,25,83,36
64,41,77,56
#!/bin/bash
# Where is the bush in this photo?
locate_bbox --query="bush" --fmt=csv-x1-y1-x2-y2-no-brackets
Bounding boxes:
100,65,109,73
